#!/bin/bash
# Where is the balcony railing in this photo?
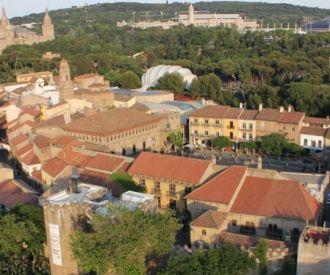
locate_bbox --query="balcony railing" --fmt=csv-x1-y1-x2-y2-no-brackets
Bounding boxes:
190,122,200,126
211,123,222,127
239,127,254,131
167,190,178,198
227,125,235,129
152,187,161,195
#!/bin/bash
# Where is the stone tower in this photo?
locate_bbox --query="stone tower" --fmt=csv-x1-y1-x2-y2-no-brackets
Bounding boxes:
0,7,13,39
59,59,74,101
188,3,195,25
42,8,55,41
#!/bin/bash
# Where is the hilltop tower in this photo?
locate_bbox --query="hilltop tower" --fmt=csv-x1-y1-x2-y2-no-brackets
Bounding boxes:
42,8,55,41
188,3,195,25
0,7,13,39
59,59,74,101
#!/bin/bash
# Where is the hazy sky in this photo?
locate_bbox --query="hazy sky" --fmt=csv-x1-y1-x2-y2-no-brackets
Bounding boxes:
0,0,329,18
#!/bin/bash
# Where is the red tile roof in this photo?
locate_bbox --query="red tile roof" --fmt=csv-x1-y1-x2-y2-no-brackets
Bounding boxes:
10,134,29,146
36,115,66,128
186,166,247,204
300,127,327,137
34,135,51,149
20,152,40,166
278,111,304,124
8,120,35,133
303,116,330,126
239,109,258,120
20,108,40,118
0,180,38,208
255,108,283,122
16,143,33,158
57,145,92,168
42,157,68,178
225,107,244,119
219,232,287,250
31,170,42,182
230,176,319,220
128,152,212,185
190,210,227,228
85,154,125,174
190,105,230,119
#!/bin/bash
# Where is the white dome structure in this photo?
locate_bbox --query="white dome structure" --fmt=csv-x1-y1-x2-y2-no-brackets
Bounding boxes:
141,65,197,89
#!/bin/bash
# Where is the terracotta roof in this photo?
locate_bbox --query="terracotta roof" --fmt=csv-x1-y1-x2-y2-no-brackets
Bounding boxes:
278,111,304,124
185,166,247,204
230,176,319,220
62,109,163,136
51,135,76,147
57,145,92,168
74,73,100,80
48,101,69,109
326,129,330,139
20,108,40,117
225,107,244,119
17,71,52,78
16,143,33,158
300,127,327,137
190,105,230,119
0,180,38,208
190,210,227,228
128,152,211,185
36,115,66,128
303,116,330,126
85,154,125,174
33,135,51,149
42,157,68,178
8,121,35,133
31,170,42,182
239,109,258,120
219,232,287,250
255,108,283,122
20,152,40,166
10,134,29,146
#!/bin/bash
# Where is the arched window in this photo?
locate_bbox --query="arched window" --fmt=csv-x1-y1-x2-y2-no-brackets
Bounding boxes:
202,230,207,236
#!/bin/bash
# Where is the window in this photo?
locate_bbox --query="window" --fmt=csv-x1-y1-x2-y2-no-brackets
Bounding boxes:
216,132,220,137
205,131,208,136
157,197,161,207
139,178,145,186
232,220,237,226
154,181,160,189
194,119,198,123
243,133,246,139
304,139,308,146
318,140,322,148
205,119,209,124
202,230,207,236
311,140,316,147
292,127,295,132
169,184,176,192
194,130,198,135
283,126,286,130
249,123,253,130
215,120,220,124
242,123,246,129
249,134,253,140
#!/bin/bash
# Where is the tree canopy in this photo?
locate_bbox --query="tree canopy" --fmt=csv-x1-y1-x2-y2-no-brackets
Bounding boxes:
156,73,185,94
212,136,231,151
71,206,181,275
118,70,141,89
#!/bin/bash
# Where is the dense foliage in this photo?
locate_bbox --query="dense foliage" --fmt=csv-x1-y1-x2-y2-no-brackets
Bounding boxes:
0,205,49,274
71,206,181,275
160,243,256,275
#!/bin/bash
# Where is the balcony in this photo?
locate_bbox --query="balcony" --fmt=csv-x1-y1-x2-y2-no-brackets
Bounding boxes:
239,127,253,131
240,226,256,235
167,190,179,198
152,187,161,195
211,123,222,127
190,122,200,126
266,228,283,240
201,123,211,127
227,125,235,129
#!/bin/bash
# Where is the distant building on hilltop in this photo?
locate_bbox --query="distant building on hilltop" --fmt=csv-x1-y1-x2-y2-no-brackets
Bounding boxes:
0,8,55,54
302,16,330,33
117,4,258,30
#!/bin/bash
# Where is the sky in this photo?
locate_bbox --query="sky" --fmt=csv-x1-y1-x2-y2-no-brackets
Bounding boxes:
0,0,329,18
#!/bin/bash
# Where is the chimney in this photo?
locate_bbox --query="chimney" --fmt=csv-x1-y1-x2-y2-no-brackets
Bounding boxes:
68,175,80,193
288,105,292,112
239,102,243,109
258,103,263,111
279,106,284,113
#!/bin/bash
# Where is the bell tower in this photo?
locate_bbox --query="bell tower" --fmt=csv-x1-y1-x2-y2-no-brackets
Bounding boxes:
59,59,74,101
188,3,195,25
0,7,14,39
42,8,55,41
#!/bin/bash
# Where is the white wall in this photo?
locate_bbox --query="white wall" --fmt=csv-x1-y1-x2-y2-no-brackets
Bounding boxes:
300,134,324,151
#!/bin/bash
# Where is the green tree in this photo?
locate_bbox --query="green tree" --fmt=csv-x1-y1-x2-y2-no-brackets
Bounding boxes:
156,73,185,94
190,78,200,98
0,205,49,274
110,172,143,192
119,70,141,89
240,141,257,154
168,130,184,150
160,243,256,275
71,206,181,275
259,133,287,157
199,73,222,101
212,136,231,151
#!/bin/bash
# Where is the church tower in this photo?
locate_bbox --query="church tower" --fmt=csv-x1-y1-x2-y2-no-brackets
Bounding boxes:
0,7,14,39
59,59,74,101
42,8,55,41
188,3,195,25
